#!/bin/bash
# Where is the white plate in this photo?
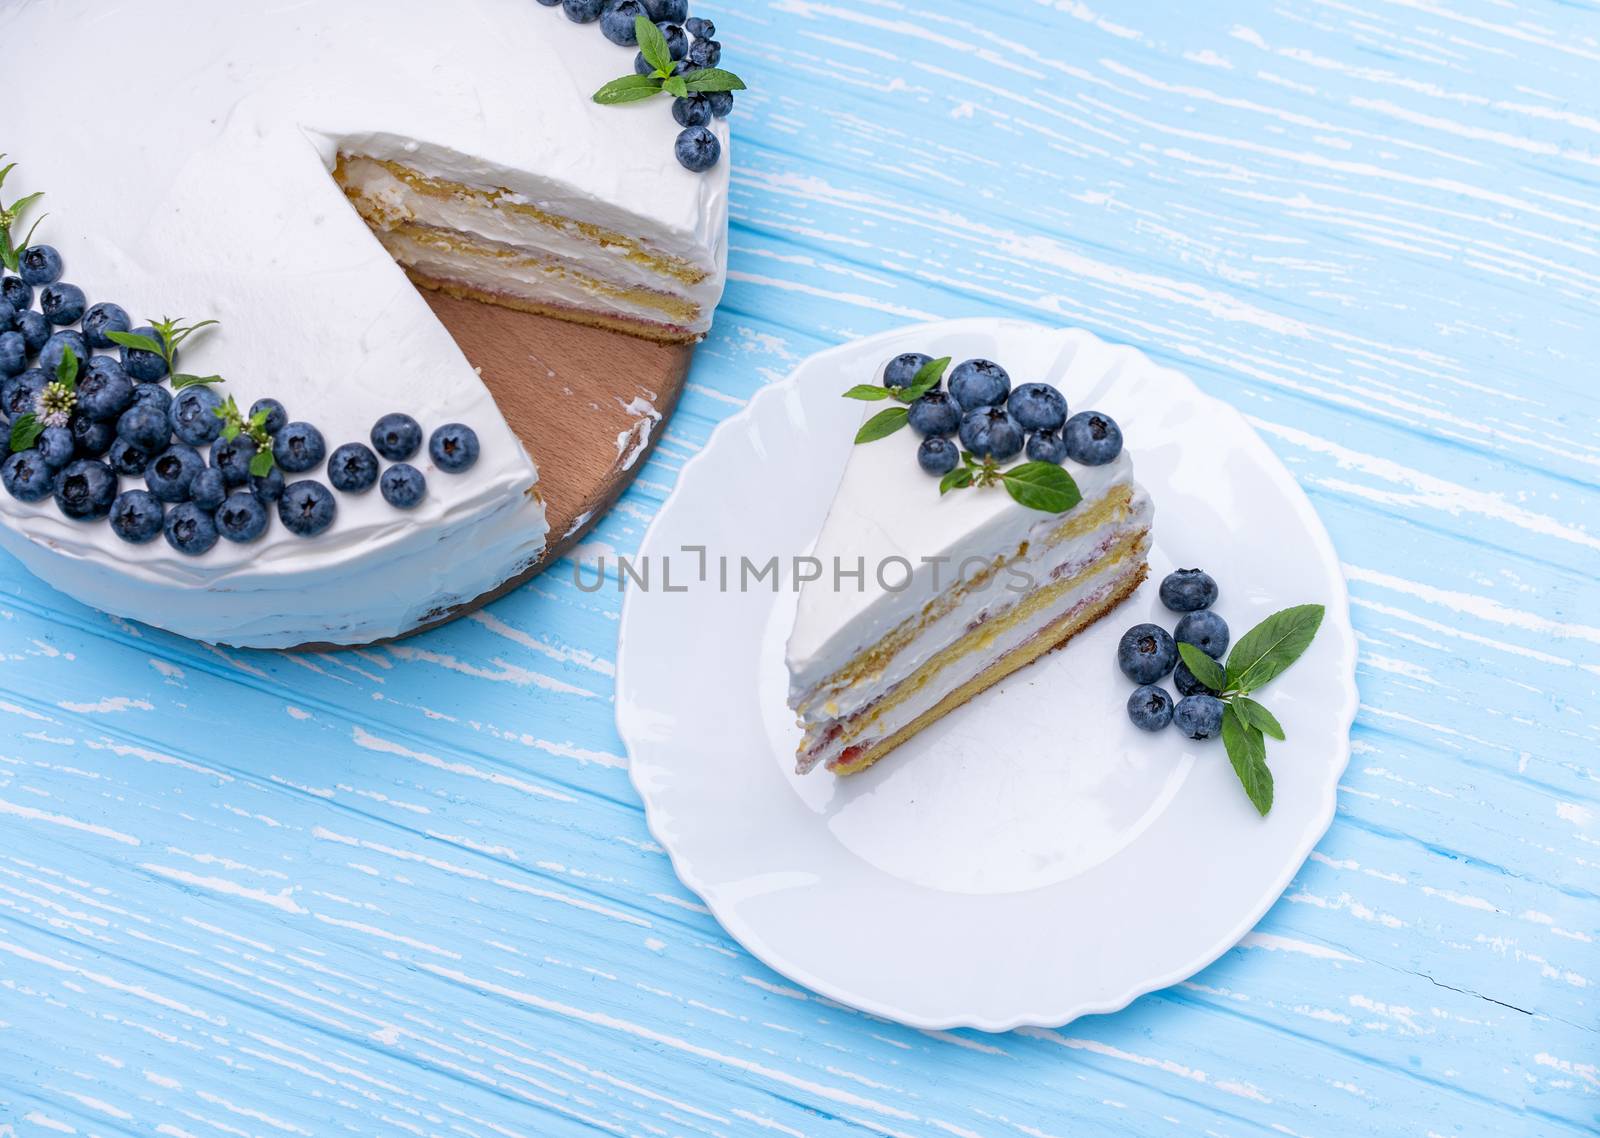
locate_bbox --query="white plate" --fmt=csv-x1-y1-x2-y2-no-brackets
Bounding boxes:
617,320,1357,1031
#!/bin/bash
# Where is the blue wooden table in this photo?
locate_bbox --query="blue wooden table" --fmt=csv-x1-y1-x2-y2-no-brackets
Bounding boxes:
2,2,1596,1135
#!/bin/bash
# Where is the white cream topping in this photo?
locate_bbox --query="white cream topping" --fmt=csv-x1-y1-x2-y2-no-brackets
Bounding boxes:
0,0,730,646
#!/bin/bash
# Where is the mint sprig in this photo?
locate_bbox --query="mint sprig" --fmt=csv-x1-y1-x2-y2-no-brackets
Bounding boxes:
8,414,42,454
107,316,223,390
593,17,747,105
1178,604,1325,816
0,157,46,273
844,356,950,442
937,450,1080,514
8,348,80,454
213,395,277,476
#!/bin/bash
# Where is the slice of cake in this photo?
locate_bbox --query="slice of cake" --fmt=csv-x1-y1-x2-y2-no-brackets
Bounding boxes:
787,325,1152,776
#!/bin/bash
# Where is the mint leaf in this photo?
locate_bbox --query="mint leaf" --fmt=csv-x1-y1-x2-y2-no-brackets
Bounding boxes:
1221,705,1273,816
8,412,42,454
635,16,674,77
248,449,276,478
1177,642,1227,692
171,373,225,389
662,75,689,99
54,346,78,389
939,466,974,495
593,75,665,105
681,68,747,94
898,355,950,404
854,406,909,444
843,384,891,401
1232,696,1285,741
1226,604,1325,693
1001,462,1081,513
106,330,164,356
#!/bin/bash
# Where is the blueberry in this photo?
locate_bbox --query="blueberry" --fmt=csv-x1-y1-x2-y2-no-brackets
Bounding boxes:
381,463,427,509
77,358,135,421
907,390,961,437
328,442,379,493
634,51,656,75
1173,694,1225,741
600,0,647,43
278,480,336,537
535,0,561,4
672,95,712,127
108,437,154,477
169,386,223,446
949,359,1010,410
163,501,218,556
82,302,132,348
685,15,714,38
370,412,421,461
917,436,960,476
273,421,326,473
958,406,1024,461
686,37,721,67
883,352,932,390
70,414,116,458
1,450,54,502
216,489,269,543
109,489,165,544
0,299,13,333
1025,429,1068,464
250,397,288,436
429,423,480,473
39,331,88,378
130,383,171,417
189,467,227,510
1159,568,1218,613
705,90,734,118
1173,659,1220,698
249,465,284,504
1116,622,1177,684
36,426,74,468
0,331,24,378
2,370,46,418
645,0,687,21
1063,410,1122,465
145,444,205,503
562,0,604,20
658,21,689,58
1007,383,1067,432
120,326,169,382
0,276,31,312
210,436,258,487
1127,684,1175,732
40,283,86,326
116,403,170,452
53,459,118,520
20,245,63,287
17,311,48,355
1175,609,1229,660
675,126,721,172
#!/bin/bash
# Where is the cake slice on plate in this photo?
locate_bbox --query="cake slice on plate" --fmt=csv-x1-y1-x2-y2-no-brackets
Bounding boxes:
786,324,1152,776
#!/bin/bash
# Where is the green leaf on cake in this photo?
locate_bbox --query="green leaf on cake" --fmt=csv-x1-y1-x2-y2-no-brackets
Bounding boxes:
171,374,225,390
1176,641,1227,693
635,16,674,76
663,75,690,99
1221,704,1274,816
0,155,47,272
106,330,165,356
681,68,747,94
1231,695,1286,741
842,384,891,401
54,346,79,390
1225,604,1324,693
8,412,43,454
854,406,909,444
897,356,950,404
939,465,974,495
248,449,277,478
1000,461,1081,513
593,75,665,105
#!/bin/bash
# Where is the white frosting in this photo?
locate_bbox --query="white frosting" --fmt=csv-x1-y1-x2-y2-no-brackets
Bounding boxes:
0,0,730,647
787,323,1148,702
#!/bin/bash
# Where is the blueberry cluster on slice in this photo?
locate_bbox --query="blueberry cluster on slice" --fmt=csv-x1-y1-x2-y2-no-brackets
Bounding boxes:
1117,568,1229,737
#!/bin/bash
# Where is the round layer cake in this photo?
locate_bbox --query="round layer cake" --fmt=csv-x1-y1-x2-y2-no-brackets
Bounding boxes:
0,0,732,647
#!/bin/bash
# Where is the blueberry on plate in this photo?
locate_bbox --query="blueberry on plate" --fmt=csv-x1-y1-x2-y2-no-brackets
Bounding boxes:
278,480,337,537
250,465,285,504
216,489,270,543
562,0,604,20
328,442,379,493
210,435,258,487
82,302,132,348
1007,382,1068,432
907,390,961,437
130,383,172,417
1116,622,1177,684
429,423,480,473
1175,609,1229,660
686,37,720,66
917,436,960,476
381,463,427,508
36,426,75,468
949,359,1010,410
705,90,734,118
145,444,206,503
370,412,422,461
119,325,169,382
109,489,165,544
189,467,227,511
20,245,63,287
70,414,116,458
250,397,288,436
0,331,25,378
685,15,714,38
1127,684,1174,732
674,125,721,172
646,0,687,22
273,421,326,473
1173,694,1225,741
1173,659,1220,698
2,370,47,418
2,450,54,502
40,283,87,327
39,330,89,377
53,459,118,520
109,437,154,477
883,352,932,391
169,386,224,446
77,357,135,421
600,0,647,43
1159,568,1218,613
116,403,171,452
1063,410,1122,465
1,276,31,312
163,501,218,556
672,95,712,128
17,311,49,356
958,406,1023,461
1025,429,1068,464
